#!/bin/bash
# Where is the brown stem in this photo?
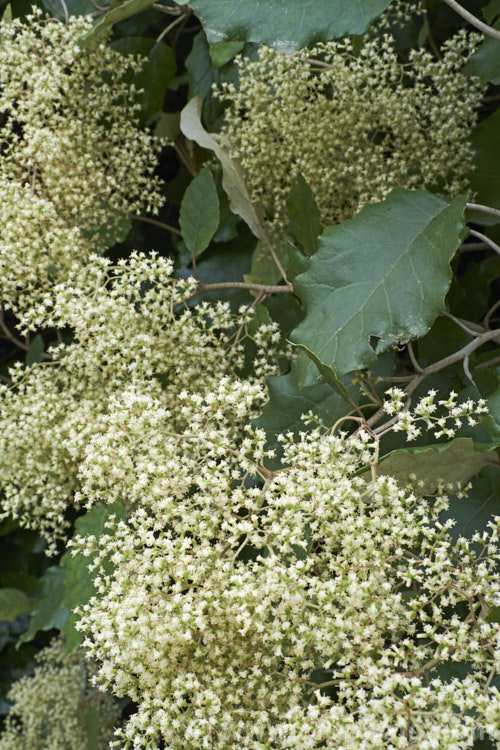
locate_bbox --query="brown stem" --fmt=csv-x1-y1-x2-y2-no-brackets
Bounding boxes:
466,202,500,219
442,0,500,41
174,141,197,178
468,229,500,257
0,311,52,361
133,215,181,236
184,281,294,303
261,234,289,284
475,354,500,370
367,328,500,431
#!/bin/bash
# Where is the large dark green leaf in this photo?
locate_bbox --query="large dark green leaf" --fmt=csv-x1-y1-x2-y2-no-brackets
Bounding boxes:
80,0,154,46
482,382,500,440
179,166,220,258
254,362,359,468
25,335,45,366
0,589,31,621
111,37,176,123
286,174,323,258
209,41,245,68
42,0,94,14
291,189,465,386
376,438,499,494
86,705,101,750
17,567,68,646
176,0,392,52
180,96,265,241
443,467,500,542
468,108,500,224
61,503,126,653
464,0,500,84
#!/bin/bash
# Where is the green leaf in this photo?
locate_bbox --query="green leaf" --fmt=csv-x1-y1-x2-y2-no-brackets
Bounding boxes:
184,31,242,127
180,96,265,241
86,705,100,750
286,174,323,258
25,335,44,366
468,108,500,224
488,605,500,623
80,0,154,46
61,503,126,653
175,0,392,52
464,0,500,84
295,345,349,400
244,239,291,287
483,0,500,23
209,41,245,68
482,383,500,440
0,589,31,621
247,303,272,337
43,0,95,14
213,190,240,243
111,37,176,122
375,438,499,494
444,467,500,542
186,31,217,100
179,167,220,258
17,567,68,646
154,112,180,142
1,4,12,24
464,35,500,85
177,224,256,309
254,362,358,469
291,188,466,386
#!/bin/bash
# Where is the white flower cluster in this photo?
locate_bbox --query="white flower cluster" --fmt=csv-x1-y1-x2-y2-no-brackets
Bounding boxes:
0,10,163,316
383,387,489,440
0,638,118,749
373,0,425,31
72,420,500,749
217,31,484,230
0,253,280,551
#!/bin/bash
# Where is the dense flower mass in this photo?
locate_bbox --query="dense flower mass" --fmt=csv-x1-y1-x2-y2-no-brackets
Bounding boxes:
0,10,163,318
0,5,498,749
0,638,118,749
0,253,280,551
217,31,484,230
72,419,500,749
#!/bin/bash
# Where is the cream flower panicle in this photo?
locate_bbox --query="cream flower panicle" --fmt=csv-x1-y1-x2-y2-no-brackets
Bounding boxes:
0,10,163,318
0,253,282,553
72,414,500,749
217,30,484,232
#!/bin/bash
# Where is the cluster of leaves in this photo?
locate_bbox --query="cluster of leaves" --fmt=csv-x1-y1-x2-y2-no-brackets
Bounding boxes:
0,0,499,747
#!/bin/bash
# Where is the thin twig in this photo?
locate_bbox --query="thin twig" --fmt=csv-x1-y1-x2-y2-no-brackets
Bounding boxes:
133,215,181,236
485,299,500,329
261,234,289,284
58,0,69,23
466,203,500,219
0,311,29,353
43,0,66,19
475,354,500,370
0,311,51,361
468,229,500,256
441,312,484,336
366,329,500,431
174,142,197,178
152,3,183,14
442,0,500,41
458,242,489,252
407,341,423,373
156,11,187,43
184,281,294,304
405,329,500,397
